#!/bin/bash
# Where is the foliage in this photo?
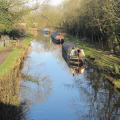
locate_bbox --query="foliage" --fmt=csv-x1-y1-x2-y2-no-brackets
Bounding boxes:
0,0,31,32
62,0,120,52
1,28,26,39
0,48,22,76
113,79,120,88
24,5,62,29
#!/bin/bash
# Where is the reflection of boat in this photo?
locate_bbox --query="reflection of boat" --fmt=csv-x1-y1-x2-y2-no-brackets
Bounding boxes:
51,32,64,44
62,42,84,67
70,66,85,76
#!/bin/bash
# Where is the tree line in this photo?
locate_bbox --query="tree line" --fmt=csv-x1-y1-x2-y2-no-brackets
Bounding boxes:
0,0,119,52
0,0,45,39
61,0,120,53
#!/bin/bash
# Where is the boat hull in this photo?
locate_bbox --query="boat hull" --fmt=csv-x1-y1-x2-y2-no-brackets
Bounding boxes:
51,38,64,44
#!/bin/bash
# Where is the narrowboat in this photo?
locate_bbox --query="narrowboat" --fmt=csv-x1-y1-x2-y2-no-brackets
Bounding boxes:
43,28,50,35
62,42,85,67
51,32,64,44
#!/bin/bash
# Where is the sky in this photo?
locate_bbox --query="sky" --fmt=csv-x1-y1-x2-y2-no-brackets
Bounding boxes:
49,0,63,6
27,0,64,7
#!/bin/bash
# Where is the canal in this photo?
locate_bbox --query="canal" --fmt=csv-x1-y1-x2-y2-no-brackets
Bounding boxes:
0,35,120,120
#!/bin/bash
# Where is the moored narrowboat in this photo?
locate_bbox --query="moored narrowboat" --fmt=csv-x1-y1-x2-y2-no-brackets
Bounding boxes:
62,42,85,67
51,32,64,44
43,28,50,35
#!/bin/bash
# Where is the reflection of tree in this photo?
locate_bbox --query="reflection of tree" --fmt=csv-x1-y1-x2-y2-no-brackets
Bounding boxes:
21,73,52,104
33,34,66,68
68,67,120,120
88,90,120,120
20,36,53,104
0,102,26,120
86,68,120,120
33,34,53,51
33,33,63,52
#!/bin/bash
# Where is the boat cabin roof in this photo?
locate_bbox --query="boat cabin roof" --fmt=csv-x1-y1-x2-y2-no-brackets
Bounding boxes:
62,42,75,51
51,32,61,37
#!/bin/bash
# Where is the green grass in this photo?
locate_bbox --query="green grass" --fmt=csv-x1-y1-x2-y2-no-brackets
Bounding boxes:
22,37,32,48
0,47,6,52
113,80,120,88
0,48,22,76
0,37,32,76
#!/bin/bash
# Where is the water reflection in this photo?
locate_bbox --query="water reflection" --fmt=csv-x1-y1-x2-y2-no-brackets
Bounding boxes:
20,37,53,107
70,67,120,120
70,66,85,76
33,34,53,51
21,74,52,104
19,34,120,120
0,102,25,120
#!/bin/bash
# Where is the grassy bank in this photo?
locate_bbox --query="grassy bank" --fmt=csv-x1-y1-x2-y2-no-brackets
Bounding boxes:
0,37,32,77
65,35,120,87
0,47,6,52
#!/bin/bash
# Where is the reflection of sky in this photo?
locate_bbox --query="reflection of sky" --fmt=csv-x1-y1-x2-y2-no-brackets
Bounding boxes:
21,40,89,120
20,38,120,120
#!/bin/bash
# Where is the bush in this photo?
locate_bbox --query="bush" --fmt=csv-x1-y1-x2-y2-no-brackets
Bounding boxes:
0,28,26,40
9,28,26,39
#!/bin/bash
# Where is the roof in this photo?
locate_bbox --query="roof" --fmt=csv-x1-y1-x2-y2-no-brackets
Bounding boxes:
62,42,75,51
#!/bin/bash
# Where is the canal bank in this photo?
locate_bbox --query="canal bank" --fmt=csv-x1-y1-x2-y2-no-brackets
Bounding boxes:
65,35,120,88
0,37,32,120
0,37,32,78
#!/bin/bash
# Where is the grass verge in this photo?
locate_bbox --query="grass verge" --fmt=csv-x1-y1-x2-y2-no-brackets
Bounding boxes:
0,37,32,77
0,47,6,52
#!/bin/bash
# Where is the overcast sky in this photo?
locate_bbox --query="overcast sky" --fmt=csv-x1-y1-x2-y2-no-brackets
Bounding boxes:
49,0,63,6
27,0,64,7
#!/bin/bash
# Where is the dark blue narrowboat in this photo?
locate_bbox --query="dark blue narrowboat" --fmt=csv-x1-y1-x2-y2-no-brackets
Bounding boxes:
51,32,64,44
62,42,85,67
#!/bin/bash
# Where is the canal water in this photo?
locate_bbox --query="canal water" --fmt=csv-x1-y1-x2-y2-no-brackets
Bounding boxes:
0,35,120,120
20,35,120,120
